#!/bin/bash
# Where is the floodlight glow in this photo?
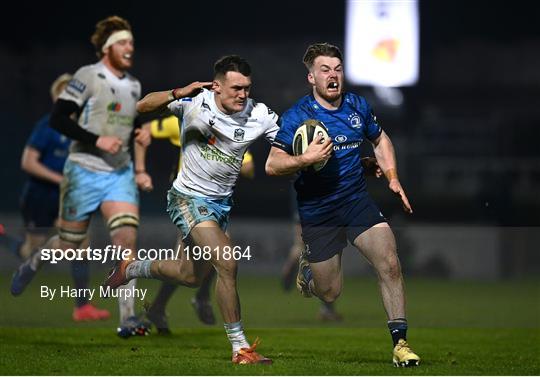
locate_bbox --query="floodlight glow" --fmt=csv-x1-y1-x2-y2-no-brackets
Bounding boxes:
345,0,419,87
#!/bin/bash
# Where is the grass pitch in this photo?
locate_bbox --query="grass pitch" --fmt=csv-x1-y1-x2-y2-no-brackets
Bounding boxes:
0,274,539,375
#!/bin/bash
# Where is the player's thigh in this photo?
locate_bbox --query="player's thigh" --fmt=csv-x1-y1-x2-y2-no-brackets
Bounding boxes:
101,201,139,220
166,188,233,266
101,163,139,210
166,187,232,241
174,233,214,285
59,160,105,223
310,252,343,293
190,220,237,278
20,185,59,237
300,214,347,265
352,222,398,269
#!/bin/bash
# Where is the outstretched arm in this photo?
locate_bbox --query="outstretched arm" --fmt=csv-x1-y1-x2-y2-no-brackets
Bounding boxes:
372,131,412,213
136,81,213,113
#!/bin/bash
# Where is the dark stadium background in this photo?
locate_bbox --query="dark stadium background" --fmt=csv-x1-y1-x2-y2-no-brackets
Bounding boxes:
1,0,539,279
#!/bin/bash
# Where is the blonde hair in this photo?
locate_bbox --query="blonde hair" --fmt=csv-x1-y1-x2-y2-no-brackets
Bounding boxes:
50,73,72,101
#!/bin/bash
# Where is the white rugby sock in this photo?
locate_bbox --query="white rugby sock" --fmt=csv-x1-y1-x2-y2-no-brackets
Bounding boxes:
29,235,61,270
126,260,153,279
118,279,136,324
29,250,42,271
224,320,250,353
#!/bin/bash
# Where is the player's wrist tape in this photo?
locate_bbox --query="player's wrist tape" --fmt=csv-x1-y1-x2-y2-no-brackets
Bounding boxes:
167,88,181,102
135,169,146,174
169,88,182,101
384,168,398,181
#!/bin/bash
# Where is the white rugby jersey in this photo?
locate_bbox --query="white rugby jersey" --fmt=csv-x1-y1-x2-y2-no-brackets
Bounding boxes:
168,89,279,198
59,62,141,171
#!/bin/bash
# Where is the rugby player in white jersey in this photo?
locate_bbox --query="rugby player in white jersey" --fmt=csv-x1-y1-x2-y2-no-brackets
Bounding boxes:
10,16,153,337
104,55,278,364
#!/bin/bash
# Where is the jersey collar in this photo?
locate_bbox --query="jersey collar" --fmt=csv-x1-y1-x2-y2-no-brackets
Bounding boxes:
309,93,346,113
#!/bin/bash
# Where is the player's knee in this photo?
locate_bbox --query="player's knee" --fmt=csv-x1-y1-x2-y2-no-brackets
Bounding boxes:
156,262,201,288
380,255,402,280
58,228,88,248
215,261,237,281
109,225,138,241
319,287,341,303
317,283,342,303
111,231,136,251
179,273,201,288
108,213,138,248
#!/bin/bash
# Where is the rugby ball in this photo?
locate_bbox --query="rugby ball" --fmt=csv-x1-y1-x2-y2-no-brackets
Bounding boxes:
292,119,329,172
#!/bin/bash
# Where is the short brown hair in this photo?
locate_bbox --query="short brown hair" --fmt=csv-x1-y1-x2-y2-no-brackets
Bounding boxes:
90,15,132,59
302,42,343,70
213,55,251,80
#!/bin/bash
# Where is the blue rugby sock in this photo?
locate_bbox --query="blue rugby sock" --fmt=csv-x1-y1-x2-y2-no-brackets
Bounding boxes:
388,318,408,346
71,260,90,307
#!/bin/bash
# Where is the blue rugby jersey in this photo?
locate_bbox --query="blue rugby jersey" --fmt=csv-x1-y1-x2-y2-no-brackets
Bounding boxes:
25,114,70,191
273,93,382,216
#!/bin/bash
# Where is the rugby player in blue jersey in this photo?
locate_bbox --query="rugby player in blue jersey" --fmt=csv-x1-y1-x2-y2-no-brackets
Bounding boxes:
266,42,420,367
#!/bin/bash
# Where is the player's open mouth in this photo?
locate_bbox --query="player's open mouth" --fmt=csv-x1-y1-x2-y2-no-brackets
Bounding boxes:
123,53,132,60
327,82,339,92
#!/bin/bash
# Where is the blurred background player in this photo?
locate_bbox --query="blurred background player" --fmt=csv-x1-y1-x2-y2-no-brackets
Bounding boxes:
139,115,255,332
266,42,420,367
281,156,382,322
10,15,153,338
1,73,110,322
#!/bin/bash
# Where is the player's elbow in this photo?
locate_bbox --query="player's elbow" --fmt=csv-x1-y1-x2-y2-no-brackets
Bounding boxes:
265,160,279,176
20,157,31,173
136,100,149,113
136,97,157,114
20,149,34,173
265,150,287,176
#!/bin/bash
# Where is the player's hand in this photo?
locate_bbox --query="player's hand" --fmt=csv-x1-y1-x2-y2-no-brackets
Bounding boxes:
361,157,382,178
302,134,333,166
136,172,153,192
134,128,151,147
175,81,214,98
96,136,122,154
388,179,413,214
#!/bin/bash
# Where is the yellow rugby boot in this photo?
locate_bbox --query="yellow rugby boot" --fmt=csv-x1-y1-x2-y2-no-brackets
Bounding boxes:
393,339,420,367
